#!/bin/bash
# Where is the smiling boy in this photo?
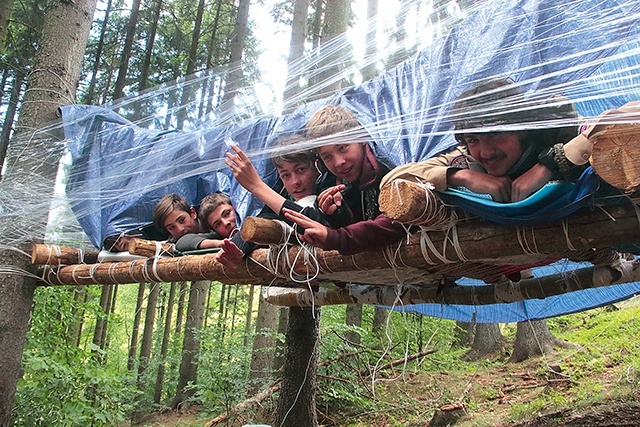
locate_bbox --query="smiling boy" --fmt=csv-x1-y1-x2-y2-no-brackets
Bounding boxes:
380,78,584,202
282,104,407,255
217,135,324,268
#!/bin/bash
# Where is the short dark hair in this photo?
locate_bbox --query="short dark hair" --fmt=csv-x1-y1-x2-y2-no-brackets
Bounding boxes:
199,192,233,230
153,194,191,231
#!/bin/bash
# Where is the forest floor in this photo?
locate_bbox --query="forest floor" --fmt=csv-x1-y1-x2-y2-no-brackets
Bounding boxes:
136,301,640,427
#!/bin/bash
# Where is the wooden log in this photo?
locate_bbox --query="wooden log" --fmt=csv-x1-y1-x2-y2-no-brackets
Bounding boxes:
31,244,99,265
128,238,175,257
37,204,639,287
240,216,291,244
378,178,453,225
263,253,640,307
590,123,640,193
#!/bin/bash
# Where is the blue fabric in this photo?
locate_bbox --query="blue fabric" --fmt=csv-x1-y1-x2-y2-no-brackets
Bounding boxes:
437,167,601,224
61,0,640,322
389,261,640,323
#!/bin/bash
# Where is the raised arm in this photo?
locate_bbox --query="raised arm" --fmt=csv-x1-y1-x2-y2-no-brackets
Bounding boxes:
225,145,288,214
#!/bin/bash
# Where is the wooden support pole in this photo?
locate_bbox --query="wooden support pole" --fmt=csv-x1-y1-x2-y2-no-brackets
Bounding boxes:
263,254,640,307
36,203,639,287
31,244,99,265
128,238,175,257
240,216,291,244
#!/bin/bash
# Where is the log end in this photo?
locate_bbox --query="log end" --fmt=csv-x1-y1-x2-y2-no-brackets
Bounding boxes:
379,179,441,224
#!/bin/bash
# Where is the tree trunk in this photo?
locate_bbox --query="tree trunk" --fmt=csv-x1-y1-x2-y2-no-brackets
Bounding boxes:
220,0,251,118
452,321,474,348
345,303,362,346
67,285,87,347
112,0,141,100
172,280,209,408
84,0,113,104
92,284,114,363
138,0,162,92
282,0,310,113
176,0,205,129
243,285,255,347
509,320,573,363
128,282,146,371
273,307,289,372
0,0,13,51
174,281,188,335
462,323,505,361
274,307,320,427
372,307,389,344
133,282,159,420
361,0,379,81
0,0,97,421
247,296,278,396
154,282,177,404
311,0,323,50
0,69,25,170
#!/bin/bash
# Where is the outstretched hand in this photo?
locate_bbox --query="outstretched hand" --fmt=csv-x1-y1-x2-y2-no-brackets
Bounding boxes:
317,184,346,215
282,208,329,249
215,239,244,270
225,145,262,193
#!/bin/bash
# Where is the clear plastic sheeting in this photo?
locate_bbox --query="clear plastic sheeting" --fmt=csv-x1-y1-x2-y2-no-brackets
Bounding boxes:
60,0,640,248
4,0,640,321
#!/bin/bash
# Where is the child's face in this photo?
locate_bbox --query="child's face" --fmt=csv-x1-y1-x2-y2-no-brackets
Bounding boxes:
462,132,524,176
206,203,236,238
316,143,366,183
163,207,199,239
277,160,319,201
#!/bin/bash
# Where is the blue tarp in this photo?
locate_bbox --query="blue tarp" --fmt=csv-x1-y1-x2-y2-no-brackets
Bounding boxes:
61,0,640,322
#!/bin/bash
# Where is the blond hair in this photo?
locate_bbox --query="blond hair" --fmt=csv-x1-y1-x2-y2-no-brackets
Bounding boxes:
306,105,362,139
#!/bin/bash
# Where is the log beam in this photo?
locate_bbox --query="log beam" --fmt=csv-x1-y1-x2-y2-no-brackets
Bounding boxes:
263,254,640,307
36,203,639,287
128,238,175,257
31,244,99,265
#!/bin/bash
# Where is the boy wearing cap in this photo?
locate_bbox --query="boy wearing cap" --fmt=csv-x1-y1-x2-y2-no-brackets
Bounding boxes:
381,78,585,202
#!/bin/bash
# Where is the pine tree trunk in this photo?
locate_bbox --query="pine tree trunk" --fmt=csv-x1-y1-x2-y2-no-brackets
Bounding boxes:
345,304,363,346
220,0,251,118
138,0,162,92
0,0,13,50
274,307,320,427
67,285,87,348
509,320,572,363
273,307,289,372
112,0,141,100
372,307,388,344
173,280,209,408
0,0,97,422
174,281,188,335
84,0,113,104
133,282,159,419
155,282,177,404
0,69,25,170
92,284,114,363
243,285,255,347
128,282,146,371
282,0,310,113
247,296,278,396
462,323,505,361
176,0,206,129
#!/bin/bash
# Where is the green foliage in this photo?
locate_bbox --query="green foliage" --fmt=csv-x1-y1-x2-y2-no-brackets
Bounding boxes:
12,286,137,426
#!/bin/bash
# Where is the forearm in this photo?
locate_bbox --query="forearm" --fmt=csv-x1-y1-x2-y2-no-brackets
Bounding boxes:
324,214,406,255
251,182,287,214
